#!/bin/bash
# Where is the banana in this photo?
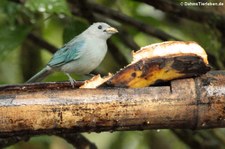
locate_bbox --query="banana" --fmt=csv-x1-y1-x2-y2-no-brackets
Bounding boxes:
80,41,211,88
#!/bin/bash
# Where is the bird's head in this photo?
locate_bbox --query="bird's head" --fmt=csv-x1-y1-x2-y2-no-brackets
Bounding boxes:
85,22,118,40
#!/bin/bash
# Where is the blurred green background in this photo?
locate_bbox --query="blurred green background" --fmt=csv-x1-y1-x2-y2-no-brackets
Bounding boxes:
1,0,225,148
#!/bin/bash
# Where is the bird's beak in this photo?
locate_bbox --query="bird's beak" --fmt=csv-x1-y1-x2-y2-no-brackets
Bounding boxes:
105,27,118,34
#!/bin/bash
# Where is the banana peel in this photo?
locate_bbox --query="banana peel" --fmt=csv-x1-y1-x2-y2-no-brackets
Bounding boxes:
80,41,211,88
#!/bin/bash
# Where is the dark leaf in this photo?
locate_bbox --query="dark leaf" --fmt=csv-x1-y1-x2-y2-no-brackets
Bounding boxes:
0,25,31,57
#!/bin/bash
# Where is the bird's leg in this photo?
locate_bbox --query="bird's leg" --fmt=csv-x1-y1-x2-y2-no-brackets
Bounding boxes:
65,73,76,88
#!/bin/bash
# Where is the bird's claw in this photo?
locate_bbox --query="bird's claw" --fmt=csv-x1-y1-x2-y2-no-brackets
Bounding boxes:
66,73,76,88
69,77,76,88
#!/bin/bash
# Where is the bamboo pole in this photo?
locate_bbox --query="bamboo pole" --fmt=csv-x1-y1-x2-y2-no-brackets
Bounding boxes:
0,71,224,138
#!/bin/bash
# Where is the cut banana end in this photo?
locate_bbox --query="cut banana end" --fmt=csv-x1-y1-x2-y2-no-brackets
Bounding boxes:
81,41,211,88
132,41,208,64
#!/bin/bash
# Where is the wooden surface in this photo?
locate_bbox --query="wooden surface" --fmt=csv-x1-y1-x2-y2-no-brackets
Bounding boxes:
0,71,224,137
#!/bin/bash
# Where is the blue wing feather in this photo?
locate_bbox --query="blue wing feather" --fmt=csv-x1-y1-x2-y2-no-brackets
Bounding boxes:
48,38,85,67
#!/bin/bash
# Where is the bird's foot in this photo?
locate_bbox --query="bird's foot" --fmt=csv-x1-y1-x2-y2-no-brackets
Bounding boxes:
66,73,76,88
69,77,76,88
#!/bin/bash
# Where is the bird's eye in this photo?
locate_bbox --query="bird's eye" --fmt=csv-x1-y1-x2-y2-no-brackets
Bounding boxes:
98,25,102,29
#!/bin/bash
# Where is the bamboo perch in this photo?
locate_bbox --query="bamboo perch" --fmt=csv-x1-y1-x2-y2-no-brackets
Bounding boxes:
0,71,224,138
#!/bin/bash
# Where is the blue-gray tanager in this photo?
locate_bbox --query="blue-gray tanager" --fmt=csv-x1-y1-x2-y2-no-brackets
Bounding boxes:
26,22,118,87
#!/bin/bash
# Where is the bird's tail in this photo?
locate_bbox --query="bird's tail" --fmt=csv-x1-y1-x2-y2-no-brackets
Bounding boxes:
26,66,53,83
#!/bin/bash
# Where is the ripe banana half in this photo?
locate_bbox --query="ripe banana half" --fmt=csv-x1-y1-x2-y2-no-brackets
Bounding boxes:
81,41,211,88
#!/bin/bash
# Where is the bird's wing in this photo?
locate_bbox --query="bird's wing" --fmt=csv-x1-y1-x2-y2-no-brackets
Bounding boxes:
47,38,85,67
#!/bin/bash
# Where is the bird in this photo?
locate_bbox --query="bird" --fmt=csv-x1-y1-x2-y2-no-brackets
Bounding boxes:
26,22,118,87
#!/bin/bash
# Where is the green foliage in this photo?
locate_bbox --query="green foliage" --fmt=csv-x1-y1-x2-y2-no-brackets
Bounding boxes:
0,25,31,57
0,0,21,25
5,136,74,149
0,0,32,57
24,0,71,15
